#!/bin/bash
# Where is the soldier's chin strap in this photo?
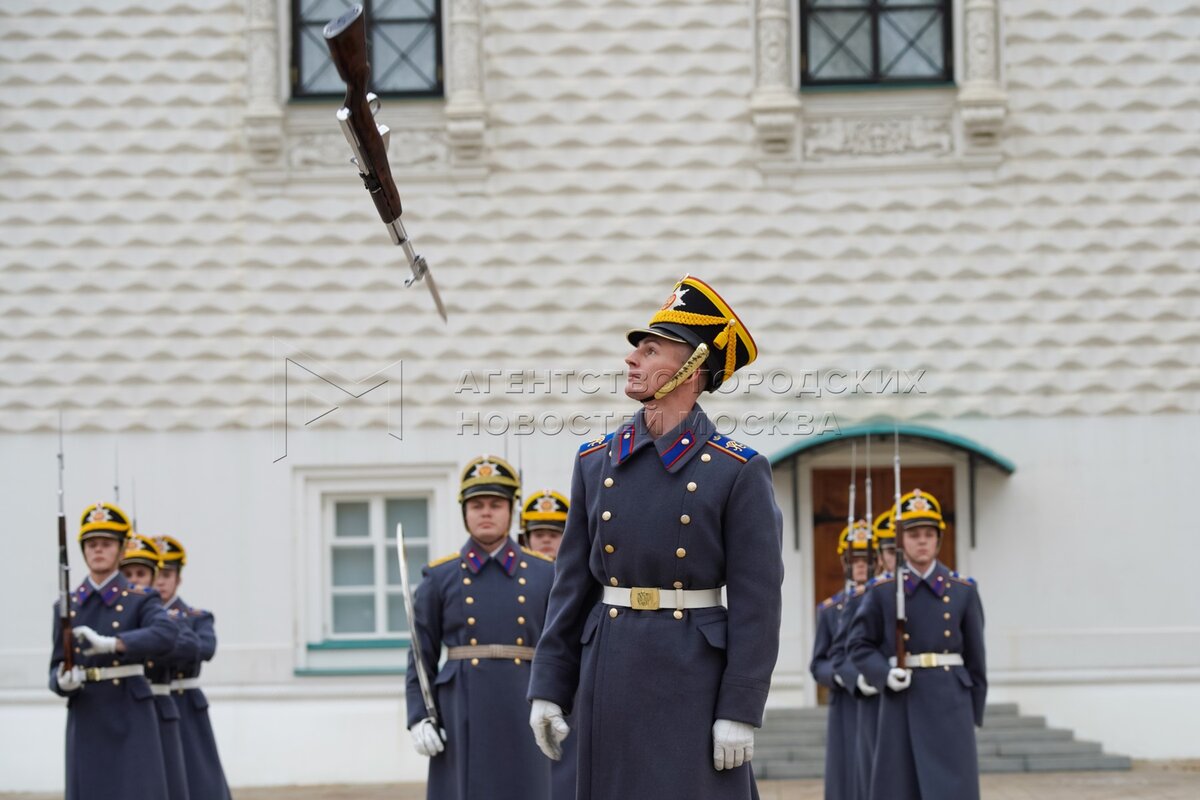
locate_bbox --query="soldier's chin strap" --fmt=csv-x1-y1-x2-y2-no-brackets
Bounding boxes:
637,343,710,404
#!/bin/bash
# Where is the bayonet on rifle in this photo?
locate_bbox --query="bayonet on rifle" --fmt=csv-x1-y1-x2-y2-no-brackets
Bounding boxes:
323,4,448,322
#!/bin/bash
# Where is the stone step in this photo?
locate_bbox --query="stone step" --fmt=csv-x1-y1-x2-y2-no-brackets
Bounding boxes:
977,727,1074,743
998,739,1102,757
978,755,1029,773
752,703,1132,778
981,714,1047,729
1025,754,1134,772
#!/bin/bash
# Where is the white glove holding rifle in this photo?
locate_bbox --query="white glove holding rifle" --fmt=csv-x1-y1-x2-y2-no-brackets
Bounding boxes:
410,717,446,757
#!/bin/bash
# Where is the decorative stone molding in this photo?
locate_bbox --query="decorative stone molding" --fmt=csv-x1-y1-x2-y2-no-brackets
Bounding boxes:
244,0,284,176
957,0,1008,155
750,0,802,160
444,0,488,171
243,0,485,188
804,115,953,161
751,0,1008,178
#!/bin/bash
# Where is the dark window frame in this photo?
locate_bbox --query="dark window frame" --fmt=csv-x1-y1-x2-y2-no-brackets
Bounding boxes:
291,0,445,100
800,1,953,88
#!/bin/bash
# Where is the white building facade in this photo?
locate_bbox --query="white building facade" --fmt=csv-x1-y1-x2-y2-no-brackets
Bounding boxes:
2,0,1198,791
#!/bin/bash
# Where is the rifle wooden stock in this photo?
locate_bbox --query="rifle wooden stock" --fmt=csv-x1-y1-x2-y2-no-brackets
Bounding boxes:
324,5,404,225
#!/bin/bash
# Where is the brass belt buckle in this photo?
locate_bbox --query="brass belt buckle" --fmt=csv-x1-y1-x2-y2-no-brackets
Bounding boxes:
917,653,937,668
85,667,102,682
629,587,660,611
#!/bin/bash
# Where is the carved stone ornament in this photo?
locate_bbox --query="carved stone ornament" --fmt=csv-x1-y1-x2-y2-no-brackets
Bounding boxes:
804,116,953,160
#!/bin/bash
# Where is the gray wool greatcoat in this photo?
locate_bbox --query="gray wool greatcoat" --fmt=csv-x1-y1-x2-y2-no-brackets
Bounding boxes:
50,574,179,800
530,405,785,800
847,561,987,800
407,537,557,800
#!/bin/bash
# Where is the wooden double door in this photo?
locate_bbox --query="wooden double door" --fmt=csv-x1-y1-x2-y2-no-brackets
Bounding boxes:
811,465,957,609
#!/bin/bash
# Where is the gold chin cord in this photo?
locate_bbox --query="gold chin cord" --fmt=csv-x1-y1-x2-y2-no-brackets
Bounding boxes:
653,343,710,400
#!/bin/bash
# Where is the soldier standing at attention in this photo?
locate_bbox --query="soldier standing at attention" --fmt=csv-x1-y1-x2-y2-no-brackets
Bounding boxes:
119,534,192,800
813,520,875,800
529,275,785,800
152,536,233,800
407,456,557,800
521,489,576,799
848,490,987,800
50,502,178,799
850,511,898,796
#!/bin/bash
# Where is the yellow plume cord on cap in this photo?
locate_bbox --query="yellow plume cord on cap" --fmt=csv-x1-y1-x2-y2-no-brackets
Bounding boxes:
653,310,740,386
653,343,709,400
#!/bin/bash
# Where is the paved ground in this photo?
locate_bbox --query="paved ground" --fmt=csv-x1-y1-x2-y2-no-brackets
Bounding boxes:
4,763,1198,799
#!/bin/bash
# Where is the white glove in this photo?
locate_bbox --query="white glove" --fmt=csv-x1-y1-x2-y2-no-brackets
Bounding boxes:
410,718,446,757
886,667,912,692
833,673,845,688
73,626,118,656
712,719,755,771
856,674,879,696
529,699,569,761
56,665,85,693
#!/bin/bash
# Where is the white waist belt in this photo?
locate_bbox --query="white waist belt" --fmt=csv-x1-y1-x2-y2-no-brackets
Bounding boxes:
83,664,145,682
602,585,723,611
151,683,171,696
152,678,201,694
889,653,964,668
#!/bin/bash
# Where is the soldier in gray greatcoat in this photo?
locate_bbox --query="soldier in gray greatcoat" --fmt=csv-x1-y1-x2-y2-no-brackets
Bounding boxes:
119,533,191,800
406,456,557,800
529,275,785,800
50,502,179,800
521,490,577,800
814,519,876,800
847,489,987,800
151,535,233,800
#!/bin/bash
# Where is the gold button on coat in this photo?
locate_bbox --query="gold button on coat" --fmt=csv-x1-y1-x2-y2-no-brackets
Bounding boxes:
945,630,952,637
471,658,480,666
943,596,951,604
463,577,471,585
465,597,475,604
467,617,476,625
604,478,614,487
609,577,618,586
687,482,697,492
676,548,687,558
112,621,120,629
944,612,951,620
701,453,711,462
517,616,526,624
519,577,527,585
604,544,615,553
673,610,684,620
518,595,526,604
516,637,524,646
470,638,478,646
673,581,683,589
514,658,522,665
602,511,612,521
115,605,123,612
520,561,528,569
680,514,691,525
609,608,618,618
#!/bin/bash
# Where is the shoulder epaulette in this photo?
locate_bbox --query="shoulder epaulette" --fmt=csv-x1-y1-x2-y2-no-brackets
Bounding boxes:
818,591,844,610
520,546,554,563
127,584,154,595
427,551,461,569
578,433,613,458
950,571,977,586
705,432,758,462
